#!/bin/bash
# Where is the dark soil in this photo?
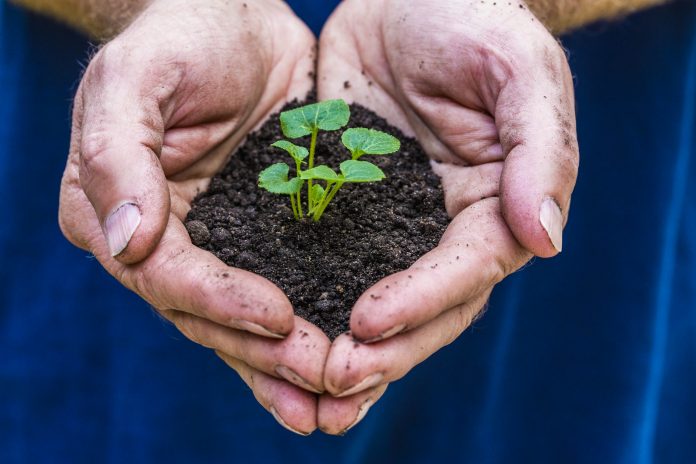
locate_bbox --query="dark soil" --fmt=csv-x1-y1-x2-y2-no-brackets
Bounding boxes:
185,101,449,340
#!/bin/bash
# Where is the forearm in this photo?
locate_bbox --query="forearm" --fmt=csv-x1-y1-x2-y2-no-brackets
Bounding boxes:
525,0,670,34
9,0,152,40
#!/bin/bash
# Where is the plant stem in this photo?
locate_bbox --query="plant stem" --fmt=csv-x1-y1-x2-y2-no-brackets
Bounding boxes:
308,129,318,211
294,160,304,218
309,129,318,168
297,191,303,218
312,181,333,216
313,181,344,221
290,193,299,220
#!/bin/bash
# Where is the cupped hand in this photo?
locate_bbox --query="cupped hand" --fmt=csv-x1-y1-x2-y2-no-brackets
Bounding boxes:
315,0,579,433
59,0,328,434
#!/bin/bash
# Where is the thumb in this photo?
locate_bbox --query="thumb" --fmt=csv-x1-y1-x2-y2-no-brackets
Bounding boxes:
77,46,173,264
497,46,579,258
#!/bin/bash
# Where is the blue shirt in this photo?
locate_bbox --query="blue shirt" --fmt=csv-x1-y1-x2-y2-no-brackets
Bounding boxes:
1,1,694,462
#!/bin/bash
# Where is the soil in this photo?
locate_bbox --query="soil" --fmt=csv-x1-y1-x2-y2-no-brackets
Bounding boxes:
185,100,449,340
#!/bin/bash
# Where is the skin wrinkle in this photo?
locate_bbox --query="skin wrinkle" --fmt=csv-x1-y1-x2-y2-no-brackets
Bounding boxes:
130,246,191,308
376,9,400,104
408,92,502,164
351,23,401,120
479,48,512,114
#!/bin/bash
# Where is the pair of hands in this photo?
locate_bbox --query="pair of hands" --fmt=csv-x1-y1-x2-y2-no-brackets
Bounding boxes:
58,0,578,435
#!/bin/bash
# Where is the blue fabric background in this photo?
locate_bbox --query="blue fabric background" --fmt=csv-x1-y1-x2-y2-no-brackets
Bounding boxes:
1,1,694,462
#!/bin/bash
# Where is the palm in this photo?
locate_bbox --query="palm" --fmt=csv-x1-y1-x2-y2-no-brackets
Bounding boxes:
314,0,579,433
128,3,317,214
319,0,572,212
62,0,316,261
59,0,335,436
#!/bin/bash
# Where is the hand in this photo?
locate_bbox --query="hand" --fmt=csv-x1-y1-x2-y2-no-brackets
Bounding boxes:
315,0,579,433
58,0,329,434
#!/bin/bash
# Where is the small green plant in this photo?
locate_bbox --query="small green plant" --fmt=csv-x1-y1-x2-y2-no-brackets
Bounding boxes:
258,99,401,221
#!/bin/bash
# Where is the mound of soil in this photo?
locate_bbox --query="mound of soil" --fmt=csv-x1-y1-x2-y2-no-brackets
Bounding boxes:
185,101,449,340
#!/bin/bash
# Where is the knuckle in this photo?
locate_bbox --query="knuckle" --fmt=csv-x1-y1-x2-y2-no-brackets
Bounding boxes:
126,257,171,309
126,246,196,313
491,252,513,282
169,312,218,350
474,245,507,286
89,41,130,81
445,307,473,345
234,336,252,363
129,267,154,304
186,319,212,348
79,131,113,179
80,129,110,157
177,316,206,346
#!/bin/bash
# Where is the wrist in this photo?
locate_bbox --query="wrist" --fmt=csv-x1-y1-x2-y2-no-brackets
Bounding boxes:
9,0,154,41
523,0,669,35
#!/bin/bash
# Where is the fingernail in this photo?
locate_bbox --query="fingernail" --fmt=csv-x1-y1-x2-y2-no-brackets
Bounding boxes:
363,323,406,344
343,398,375,433
336,373,383,398
104,202,141,257
275,365,322,394
232,319,285,339
539,197,563,252
269,406,310,436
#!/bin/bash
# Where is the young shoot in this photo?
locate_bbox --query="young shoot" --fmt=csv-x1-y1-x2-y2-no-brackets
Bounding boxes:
280,99,350,211
302,160,386,221
270,140,308,217
258,99,401,222
258,163,303,219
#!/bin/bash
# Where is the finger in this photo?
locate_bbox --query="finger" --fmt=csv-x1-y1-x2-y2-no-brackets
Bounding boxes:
350,198,530,342
430,160,502,217
326,291,490,397
123,218,296,337
497,42,579,257
217,353,317,436
78,42,178,264
164,311,329,393
61,156,295,338
318,384,388,435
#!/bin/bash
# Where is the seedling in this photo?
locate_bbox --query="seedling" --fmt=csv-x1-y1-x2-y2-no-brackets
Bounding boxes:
258,99,400,221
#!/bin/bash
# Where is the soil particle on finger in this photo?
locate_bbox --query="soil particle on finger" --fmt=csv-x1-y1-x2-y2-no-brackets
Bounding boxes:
185,220,210,246
185,99,449,340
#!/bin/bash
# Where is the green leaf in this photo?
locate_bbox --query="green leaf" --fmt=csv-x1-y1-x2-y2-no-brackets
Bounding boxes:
341,128,401,159
310,184,325,208
280,99,350,138
258,163,303,194
300,165,339,181
271,140,308,163
340,160,385,182
311,184,325,202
